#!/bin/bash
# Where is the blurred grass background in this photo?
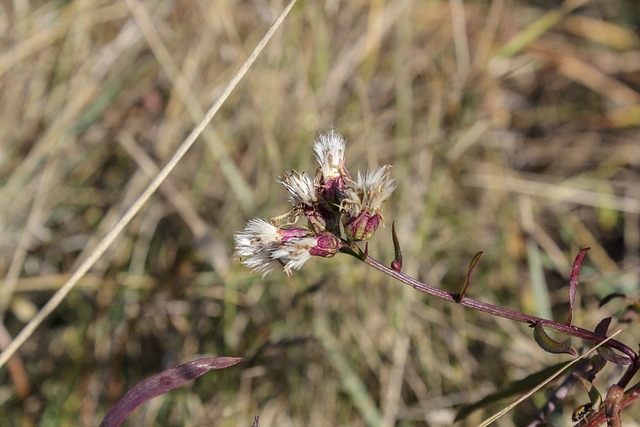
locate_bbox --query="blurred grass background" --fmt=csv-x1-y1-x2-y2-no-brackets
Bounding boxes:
1,0,640,425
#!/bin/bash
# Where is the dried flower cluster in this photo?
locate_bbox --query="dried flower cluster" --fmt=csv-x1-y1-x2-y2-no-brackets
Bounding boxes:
235,129,395,276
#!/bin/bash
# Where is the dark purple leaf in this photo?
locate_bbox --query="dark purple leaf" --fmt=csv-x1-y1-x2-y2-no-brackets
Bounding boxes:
599,292,626,308
533,323,576,356
592,318,632,366
100,356,243,427
566,247,590,326
594,317,611,336
596,345,632,366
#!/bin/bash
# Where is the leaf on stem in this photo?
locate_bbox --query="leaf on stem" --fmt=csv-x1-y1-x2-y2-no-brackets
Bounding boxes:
391,221,403,272
594,317,612,336
604,349,632,366
593,318,632,366
100,356,244,427
533,323,577,356
572,371,603,409
566,247,590,327
457,251,483,302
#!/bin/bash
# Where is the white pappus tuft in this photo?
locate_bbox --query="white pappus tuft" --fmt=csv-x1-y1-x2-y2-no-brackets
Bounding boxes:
314,129,346,180
342,166,395,217
234,218,318,276
279,170,317,208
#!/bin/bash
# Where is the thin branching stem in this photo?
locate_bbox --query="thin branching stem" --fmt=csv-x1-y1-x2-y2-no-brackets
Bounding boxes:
362,254,640,388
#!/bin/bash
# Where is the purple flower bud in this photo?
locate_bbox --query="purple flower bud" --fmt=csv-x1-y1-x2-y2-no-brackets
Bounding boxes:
309,232,341,257
344,212,382,241
319,174,348,207
304,208,327,234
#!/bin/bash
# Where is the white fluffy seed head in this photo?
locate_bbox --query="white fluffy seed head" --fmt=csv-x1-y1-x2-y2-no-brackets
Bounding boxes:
279,170,317,207
271,237,317,273
234,219,281,275
342,166,395,216
314,129,346,180
234,219,318,276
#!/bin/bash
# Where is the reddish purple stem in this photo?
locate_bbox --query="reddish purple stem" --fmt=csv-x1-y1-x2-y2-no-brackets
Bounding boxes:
362,254,639,388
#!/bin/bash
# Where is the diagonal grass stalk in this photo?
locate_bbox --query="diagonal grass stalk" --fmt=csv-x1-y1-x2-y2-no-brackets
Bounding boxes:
0,0,298,370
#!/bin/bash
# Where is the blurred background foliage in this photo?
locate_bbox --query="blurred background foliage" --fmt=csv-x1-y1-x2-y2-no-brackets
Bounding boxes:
0,0,639,425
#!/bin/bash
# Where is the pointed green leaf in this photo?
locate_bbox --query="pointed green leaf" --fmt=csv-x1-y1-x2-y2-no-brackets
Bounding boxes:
572,371,603,408
588,384,603,408
533,323,576,356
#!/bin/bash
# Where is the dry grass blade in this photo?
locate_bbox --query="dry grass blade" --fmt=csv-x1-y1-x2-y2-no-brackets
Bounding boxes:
464,174,640,213
495,0,593,58
0,153,58,319
313,314,383,426
0,0,298,370
477,330,622,427
124,0,256,212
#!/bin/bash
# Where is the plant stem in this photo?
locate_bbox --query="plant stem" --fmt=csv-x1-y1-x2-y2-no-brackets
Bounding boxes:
362,254,639,388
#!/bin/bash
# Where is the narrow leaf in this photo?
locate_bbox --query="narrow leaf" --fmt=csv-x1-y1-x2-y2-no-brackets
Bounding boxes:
458,251,483,301
598,292,626,308
594,317,611,336
533,323,576,356
588,383,603,408
596,345,632,366
593,318,632,365
391,221,403,272
572,371,603,408
100,356,243,427
566,247,590,326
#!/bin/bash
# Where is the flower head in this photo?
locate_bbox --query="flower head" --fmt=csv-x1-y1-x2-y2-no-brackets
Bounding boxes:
235,129,394,275
342,166,395,218
341,166,395,241
278,169,327,232
279,170,317,208
234,218,341,276
314,129,350,205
